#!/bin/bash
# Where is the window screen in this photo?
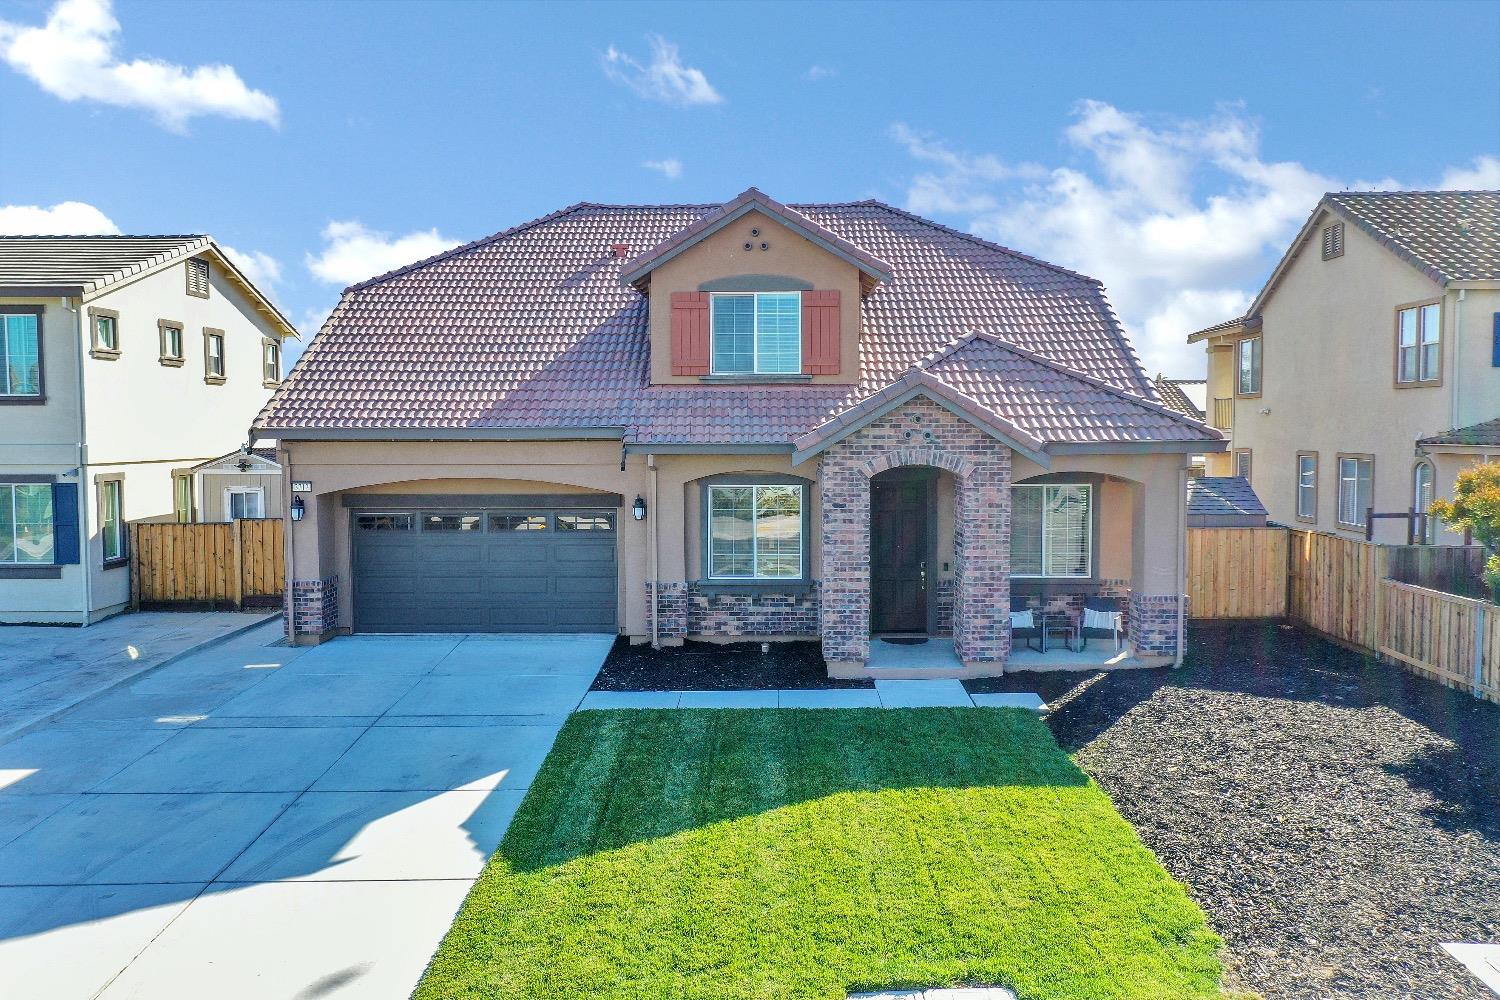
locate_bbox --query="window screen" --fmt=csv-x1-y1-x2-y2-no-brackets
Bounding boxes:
1011,484,1090,578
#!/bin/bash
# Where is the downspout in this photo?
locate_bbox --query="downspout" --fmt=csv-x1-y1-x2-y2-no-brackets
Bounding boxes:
648,453,660,649
1175,462,1187,668
64,297,94,622
278,443,295,637
1451,289,1466,429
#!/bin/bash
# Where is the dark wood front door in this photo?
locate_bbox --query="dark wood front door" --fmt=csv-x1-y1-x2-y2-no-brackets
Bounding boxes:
871,469,933,634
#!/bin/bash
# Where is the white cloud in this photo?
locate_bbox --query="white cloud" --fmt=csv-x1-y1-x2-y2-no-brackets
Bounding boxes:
1439,155,1500,190
0,200,118,234
603,35,722,106
306,220,461,286
890,102,1411,378
643,157,683,180
219,245,282,292
804,65,836,81
0,0,278,132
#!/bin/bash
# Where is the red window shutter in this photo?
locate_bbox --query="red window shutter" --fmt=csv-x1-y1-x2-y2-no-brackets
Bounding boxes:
670,292,710,376
801,290,841,375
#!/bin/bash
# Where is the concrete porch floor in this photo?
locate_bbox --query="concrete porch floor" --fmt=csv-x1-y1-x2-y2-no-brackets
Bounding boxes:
830,637,1166,679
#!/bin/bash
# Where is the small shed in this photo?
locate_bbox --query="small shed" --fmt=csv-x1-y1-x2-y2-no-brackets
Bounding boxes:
1186,476,1268,528
180,448,282,523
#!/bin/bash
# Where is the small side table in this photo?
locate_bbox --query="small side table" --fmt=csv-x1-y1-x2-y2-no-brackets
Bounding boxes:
1039,612,1079,653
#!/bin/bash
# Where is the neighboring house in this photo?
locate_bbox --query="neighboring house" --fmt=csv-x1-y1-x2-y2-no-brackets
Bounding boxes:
0,237,296,624
254,188,1222,674
1155,374,1208,476
1185,476,1268,528
169,447,283,523
1190,190,1500,544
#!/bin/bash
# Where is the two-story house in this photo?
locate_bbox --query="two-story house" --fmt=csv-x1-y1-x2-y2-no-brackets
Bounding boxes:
1190,190,1500,544
0,237,297,624
254,188,1222,675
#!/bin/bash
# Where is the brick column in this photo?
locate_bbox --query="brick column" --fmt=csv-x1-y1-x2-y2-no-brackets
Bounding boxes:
1128,591,1185,656
818,456,871,665
288,576,339,637
954,457,1011,665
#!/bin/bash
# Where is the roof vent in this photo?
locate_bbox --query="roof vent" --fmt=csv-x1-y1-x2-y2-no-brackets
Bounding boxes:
610,243,631,259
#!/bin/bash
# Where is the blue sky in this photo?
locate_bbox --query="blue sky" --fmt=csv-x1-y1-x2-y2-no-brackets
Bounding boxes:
2,0,1497,378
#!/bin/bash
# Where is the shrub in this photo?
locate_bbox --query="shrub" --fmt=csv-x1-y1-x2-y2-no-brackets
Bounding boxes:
1429,461,1500,602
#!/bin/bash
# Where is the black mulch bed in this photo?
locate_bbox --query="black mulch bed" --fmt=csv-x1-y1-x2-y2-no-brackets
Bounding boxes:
590,637,873,690
985,622,1500,1000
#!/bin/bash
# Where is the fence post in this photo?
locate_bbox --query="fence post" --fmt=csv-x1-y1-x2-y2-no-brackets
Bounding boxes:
1475,603,1487,698
230,518,244,612
129,523,141,611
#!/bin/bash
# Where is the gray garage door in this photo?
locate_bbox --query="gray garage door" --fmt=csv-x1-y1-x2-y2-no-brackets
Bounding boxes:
351,506,617,633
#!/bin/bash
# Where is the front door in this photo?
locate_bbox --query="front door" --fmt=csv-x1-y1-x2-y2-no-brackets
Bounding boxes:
870,469,932,634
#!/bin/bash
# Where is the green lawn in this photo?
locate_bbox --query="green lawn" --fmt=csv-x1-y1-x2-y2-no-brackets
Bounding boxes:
416,708,1227,1000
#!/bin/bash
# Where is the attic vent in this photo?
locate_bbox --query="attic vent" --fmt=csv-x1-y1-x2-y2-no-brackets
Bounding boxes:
610,243,631,259
186,257,210,297
1321,222,1344,260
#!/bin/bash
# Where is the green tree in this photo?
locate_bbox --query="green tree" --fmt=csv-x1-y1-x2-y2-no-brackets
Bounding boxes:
1429,460,1500,602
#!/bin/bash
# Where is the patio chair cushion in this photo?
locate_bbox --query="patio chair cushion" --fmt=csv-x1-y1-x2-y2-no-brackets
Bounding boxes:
1009,610,1035,629
1082,607,1120,631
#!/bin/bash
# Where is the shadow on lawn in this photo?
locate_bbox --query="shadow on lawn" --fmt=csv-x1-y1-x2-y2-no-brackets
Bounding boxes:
497,706,1090,874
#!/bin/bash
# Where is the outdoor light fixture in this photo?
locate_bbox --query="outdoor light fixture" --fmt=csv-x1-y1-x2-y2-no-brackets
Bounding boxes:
290,496,305,521
632,496,647,521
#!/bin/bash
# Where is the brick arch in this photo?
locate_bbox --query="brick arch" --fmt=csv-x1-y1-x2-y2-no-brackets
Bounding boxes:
859,448,975,480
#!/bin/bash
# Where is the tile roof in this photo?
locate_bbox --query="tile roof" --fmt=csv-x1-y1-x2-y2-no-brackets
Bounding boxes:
257,197,1176,448
1186,477,1267,518
1154,376,1206,421
0,235,211,294
1326,190,1500,283
1185,315,1258,343
1418,418,1500,448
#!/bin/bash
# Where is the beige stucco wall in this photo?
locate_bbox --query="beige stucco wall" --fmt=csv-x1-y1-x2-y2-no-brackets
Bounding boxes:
1209,209,1500,543
647,210,862,385
199,470,284,522
283,438,1188,639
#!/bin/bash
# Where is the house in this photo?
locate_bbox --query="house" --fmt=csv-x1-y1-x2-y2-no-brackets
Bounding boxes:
1155,374,1208,476
170,447,283,523
0,236,297,624
1189,190,1499,544
253,188,1223,675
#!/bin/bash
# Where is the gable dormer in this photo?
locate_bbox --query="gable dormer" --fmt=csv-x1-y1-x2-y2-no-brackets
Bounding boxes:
622,188,891,386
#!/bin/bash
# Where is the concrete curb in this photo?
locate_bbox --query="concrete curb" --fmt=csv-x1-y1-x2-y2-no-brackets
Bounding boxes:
0,611,283,745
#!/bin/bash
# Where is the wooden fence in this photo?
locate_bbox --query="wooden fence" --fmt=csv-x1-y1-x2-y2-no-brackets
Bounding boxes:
1186,527,1288,618
1287,529,1391,651
129,519,284,611
1379,580,1500,702
1386,544,1488,600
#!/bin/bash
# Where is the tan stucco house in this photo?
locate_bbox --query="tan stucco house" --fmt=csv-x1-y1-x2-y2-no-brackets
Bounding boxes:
255,189,1222,675
1191,190,1499,544
0,237,297,624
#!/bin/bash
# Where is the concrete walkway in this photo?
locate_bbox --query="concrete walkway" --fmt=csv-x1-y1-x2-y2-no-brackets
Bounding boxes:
0,611,278,742
580,680,1046,711
0,627,613,999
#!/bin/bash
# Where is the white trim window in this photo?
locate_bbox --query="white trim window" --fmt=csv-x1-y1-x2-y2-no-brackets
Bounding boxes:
707,484,803,579
710,292,800,375
1337,456,1373,529
1,312,41,397
1296,454,1317,520
224,487,265,521
0,483,54,564
1011,483,1091,578
1396,303,1440,384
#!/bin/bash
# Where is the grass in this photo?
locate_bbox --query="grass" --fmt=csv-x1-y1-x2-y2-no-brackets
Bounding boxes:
416,708,1226,1000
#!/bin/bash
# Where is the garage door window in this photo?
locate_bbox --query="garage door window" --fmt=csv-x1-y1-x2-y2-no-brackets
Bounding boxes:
424,513,483,532
491,513,549,531
557,513,614,531
357,513,414,531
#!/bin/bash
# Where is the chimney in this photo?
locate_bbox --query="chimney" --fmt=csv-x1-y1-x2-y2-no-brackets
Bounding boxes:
610,243,630,259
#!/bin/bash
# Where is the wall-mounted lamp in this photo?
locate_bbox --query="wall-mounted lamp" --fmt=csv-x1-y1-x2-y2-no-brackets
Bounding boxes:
290,496,305,522
632,496,647,521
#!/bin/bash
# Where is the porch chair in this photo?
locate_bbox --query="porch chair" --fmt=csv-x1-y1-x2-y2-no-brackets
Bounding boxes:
1079,596,1123,653
1009,595,1043,653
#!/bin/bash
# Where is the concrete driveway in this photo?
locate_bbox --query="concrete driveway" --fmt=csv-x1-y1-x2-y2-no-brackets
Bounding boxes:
0,624,613,999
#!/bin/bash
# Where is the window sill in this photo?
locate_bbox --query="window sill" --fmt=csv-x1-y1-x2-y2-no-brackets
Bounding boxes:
0,395,46,406
1394,380,1441,389
1294,515,1317,524
1010,579,1104,596
159,357,184,368
90,349,121,361
204,375,226,386
102,557,128,570
698,374,813,384
263,379,282,389
694,580,816,596
0,564,63,579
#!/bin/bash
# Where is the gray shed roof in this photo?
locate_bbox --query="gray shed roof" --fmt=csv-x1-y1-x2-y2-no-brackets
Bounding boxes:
1187,476,1267,518
1418,418,1500,449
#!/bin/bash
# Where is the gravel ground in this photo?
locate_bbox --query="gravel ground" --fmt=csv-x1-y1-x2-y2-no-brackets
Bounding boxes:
976,622,1500,1000
591,638,873,690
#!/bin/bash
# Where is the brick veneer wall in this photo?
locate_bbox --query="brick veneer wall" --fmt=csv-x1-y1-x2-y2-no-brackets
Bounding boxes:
934,578,955,634
648,581,820,637
288,576,339,636
817,396,1012,666
1129,591,1184,656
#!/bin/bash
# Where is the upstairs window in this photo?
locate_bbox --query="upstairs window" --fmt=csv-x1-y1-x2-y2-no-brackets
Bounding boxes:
710,292,800,375
0,308,42,398
186,258,210,298
89,308,120,360
204,329,226,383
1236,336,1261,396
159,320,184,365
262,339,281,384
1396,302,1440,385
